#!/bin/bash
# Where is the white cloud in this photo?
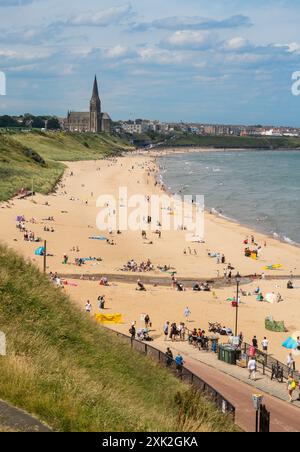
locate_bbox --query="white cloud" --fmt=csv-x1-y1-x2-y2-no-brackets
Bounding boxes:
67,3,133,27
163,30,216,50
104,45,130,59
0,49,18,58
194,74,229,82
284,42,300,53
137,47,186,65
0,48,53,61
224,37,249,51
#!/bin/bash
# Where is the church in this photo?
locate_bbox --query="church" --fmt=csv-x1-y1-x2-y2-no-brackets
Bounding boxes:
64,76,112,133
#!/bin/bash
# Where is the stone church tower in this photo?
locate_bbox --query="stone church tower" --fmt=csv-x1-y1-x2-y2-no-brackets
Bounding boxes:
64,75,112,133
90,75,101,133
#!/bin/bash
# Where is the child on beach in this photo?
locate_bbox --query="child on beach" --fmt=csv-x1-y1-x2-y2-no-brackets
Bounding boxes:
184,307,191,322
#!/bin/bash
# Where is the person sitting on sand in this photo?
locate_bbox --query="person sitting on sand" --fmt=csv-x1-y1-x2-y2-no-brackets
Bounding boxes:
287,280,294,289
176,282,184,292
193,284,201,292
100,277,109,287
136,280,146,292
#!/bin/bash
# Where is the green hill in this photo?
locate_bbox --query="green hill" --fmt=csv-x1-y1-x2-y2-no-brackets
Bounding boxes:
158,134,300,149
0,244,236,432
0,131,132,202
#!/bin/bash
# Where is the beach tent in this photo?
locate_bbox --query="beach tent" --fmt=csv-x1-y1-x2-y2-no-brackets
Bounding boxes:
282,338,297,350
265,293,281,304
35,247,45,256
94,313,123,324
16,216,25,222
282,331,300,350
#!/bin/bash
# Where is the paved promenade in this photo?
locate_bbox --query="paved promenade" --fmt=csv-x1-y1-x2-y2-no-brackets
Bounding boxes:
154,338,300,432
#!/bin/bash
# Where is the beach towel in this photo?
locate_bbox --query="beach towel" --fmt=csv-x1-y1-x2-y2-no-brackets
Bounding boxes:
89,236,107,241
159,269,177,274
81,257,102,262
63,281,78,287
263,264,282,271
94,313,123,324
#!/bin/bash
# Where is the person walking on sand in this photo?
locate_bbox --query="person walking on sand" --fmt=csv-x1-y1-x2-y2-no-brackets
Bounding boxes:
163,321,170,341
144,314,151,328
184,307,191,322
262,337,269,353
248,357,257,381
85,301,92,314
287,375,297,403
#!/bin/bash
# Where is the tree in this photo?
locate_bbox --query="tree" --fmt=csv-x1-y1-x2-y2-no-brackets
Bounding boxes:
0,115,20,128
46,117,60,130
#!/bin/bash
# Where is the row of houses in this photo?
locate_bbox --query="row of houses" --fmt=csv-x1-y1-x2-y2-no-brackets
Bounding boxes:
116,119,300,137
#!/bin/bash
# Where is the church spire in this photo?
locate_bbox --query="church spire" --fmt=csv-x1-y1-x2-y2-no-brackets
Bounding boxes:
92,75,99,99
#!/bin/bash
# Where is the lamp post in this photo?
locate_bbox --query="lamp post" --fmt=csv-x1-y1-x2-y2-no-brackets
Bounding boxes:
252,394,263,433
235,272,241,337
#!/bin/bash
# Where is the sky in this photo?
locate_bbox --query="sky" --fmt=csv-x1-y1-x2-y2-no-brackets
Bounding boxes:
0,0,300,125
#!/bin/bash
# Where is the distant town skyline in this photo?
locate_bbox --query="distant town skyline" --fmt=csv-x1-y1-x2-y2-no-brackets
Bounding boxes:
0,0,300,125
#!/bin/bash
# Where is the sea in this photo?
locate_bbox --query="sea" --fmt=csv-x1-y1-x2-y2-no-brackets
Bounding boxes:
157,150,300,246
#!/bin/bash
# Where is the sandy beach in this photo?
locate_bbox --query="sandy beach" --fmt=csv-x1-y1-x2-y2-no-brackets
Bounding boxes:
1,152,300,365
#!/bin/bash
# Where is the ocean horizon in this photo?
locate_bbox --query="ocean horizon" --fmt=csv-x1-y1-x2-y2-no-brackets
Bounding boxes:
157,150,300,246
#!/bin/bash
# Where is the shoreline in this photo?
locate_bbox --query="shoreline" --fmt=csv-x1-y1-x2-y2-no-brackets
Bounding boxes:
139,146,300,157
153,148,300,249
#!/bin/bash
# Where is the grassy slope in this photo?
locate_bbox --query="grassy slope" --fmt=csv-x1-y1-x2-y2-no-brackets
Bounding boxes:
0,131,132,202
12,131,132,162
0,245,236,432
0,134,64,201
161,134,300,149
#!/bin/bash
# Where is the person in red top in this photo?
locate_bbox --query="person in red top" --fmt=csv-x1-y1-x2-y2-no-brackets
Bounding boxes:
248,345,257,358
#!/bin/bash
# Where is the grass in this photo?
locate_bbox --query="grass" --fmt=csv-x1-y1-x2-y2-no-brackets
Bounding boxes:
160,134,300,149
12,130,132,162
0,244,237,432
0,131,133,202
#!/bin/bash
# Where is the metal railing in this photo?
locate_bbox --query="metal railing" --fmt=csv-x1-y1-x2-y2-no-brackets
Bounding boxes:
242,343,300,382
110,329,235,419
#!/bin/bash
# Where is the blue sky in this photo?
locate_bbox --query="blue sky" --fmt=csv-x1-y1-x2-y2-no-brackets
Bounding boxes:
0,0,300,125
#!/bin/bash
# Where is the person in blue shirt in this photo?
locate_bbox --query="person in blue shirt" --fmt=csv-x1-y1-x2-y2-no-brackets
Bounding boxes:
175,354,184,373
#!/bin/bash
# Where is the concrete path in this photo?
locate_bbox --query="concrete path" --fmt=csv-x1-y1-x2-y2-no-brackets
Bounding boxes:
154,338,300,432
0,400,52,432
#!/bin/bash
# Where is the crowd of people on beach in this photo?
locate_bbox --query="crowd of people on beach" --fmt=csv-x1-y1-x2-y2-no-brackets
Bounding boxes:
16,217,41,243
121,259,154,273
